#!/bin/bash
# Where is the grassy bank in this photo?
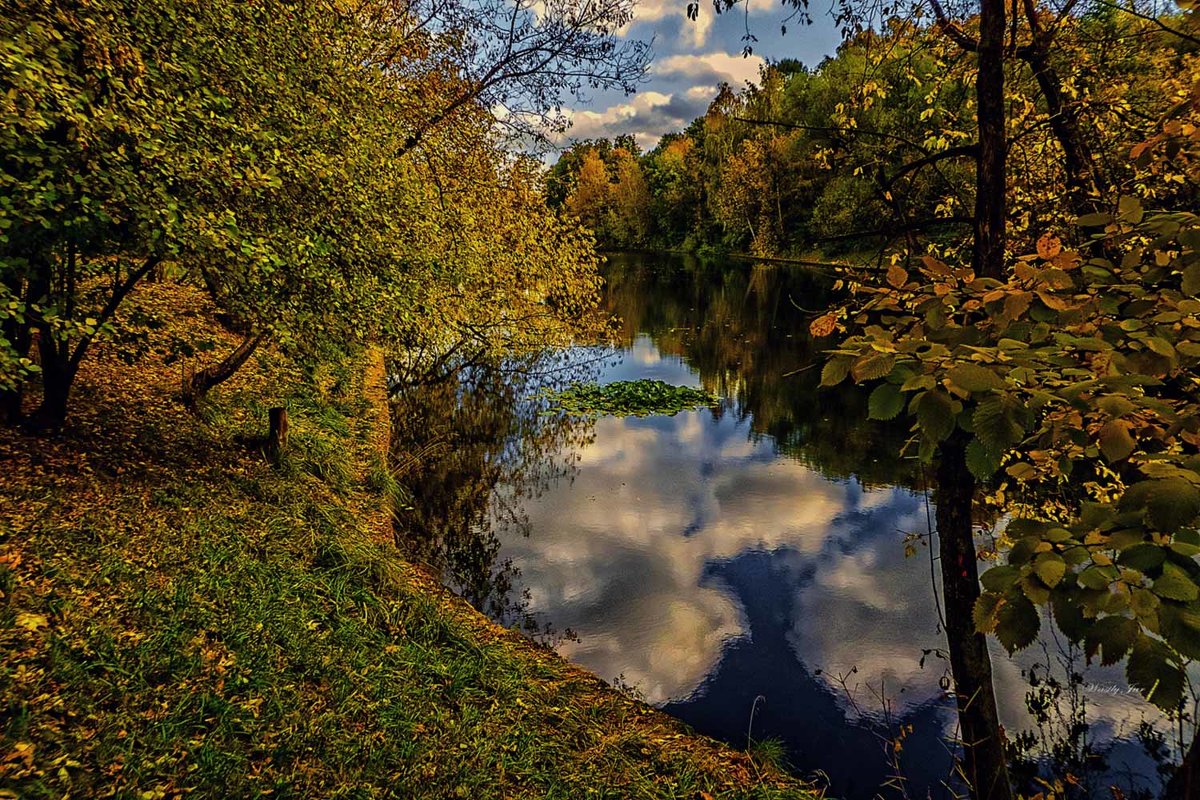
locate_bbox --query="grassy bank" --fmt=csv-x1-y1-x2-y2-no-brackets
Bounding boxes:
0,283,818,799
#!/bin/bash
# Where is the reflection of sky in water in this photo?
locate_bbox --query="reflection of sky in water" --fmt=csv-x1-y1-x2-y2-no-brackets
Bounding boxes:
492,334,1170,796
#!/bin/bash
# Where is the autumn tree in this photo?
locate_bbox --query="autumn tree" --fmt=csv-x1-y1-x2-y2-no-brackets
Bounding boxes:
1,0,644,426
803,5,1200,800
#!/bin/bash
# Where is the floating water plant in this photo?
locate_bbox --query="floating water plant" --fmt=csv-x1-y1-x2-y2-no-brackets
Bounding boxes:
545,379,718,417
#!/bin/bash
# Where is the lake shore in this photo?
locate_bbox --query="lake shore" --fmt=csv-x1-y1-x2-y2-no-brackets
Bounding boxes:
0,281,816,799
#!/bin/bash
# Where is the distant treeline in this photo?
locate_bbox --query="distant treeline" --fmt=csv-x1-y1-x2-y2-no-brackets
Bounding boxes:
547,8,1197,258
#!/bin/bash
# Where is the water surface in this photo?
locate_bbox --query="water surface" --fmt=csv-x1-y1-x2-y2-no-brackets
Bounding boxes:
393,252,1171,799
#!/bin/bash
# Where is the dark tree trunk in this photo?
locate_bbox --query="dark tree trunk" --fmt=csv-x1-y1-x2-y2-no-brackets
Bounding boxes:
184,332,264,407
33,336,77,429
1164,722,1200,800
1019,0,1105,214
2,253,45,424
0,277,31,424
267,406,288,462
1023,49,1101,206
975,0,1008,281
937,435,1014,800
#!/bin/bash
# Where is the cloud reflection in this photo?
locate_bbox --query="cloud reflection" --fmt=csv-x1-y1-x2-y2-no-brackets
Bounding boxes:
496,363,1174,796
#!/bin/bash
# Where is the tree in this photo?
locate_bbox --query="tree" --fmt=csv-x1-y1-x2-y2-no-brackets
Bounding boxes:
808,7,1200,799
683,0,1192,797
564,148,616,242
1,0,642,426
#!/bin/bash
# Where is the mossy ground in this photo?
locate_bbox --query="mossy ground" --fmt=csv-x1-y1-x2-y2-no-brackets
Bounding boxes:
0,283,819,799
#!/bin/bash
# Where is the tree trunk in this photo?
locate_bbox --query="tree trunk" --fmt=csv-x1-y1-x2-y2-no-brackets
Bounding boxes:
184,332,264,407
974,0,1008,281
33,336,77,429
0,284,31,424
1023,49,1102,208
3,263,41,424
937,435,1014,800
1164,722,1200,800
267,406,288,462
1018,0,1105,214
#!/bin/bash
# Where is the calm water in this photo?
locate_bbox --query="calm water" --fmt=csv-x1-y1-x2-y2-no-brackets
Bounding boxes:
393,252,1172,799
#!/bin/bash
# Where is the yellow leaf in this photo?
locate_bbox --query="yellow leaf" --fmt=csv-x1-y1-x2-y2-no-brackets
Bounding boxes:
15,612,48,632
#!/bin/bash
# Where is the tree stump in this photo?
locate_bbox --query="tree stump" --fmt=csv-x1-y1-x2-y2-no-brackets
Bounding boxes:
267,406,288,462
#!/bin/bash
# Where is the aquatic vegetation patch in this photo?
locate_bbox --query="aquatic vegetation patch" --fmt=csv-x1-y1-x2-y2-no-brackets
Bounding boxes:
547,379,717,417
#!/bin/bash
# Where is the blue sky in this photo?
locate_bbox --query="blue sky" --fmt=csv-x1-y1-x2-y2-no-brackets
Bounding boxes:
554,0,845,152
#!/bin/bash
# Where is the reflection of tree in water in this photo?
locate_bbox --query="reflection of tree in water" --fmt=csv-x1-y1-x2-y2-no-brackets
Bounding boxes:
602,252,917,489
601,253,1188,796
389,349,598,637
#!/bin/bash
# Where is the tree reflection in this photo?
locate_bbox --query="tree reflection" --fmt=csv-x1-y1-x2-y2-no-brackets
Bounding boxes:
389,349,598,636
602,252,917,489
388,253,920,635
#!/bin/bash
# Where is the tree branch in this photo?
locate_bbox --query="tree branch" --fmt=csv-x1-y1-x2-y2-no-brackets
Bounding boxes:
1089,0,1200,46
927,0,980,51
884,144,980,188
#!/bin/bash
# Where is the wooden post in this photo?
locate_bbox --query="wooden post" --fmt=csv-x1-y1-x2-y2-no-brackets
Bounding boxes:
268,406,288,461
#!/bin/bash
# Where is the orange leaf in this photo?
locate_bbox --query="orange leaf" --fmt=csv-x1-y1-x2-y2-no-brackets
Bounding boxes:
1036,234,1062,260
886,264,909,289
809,314,837,338
920,255,952,276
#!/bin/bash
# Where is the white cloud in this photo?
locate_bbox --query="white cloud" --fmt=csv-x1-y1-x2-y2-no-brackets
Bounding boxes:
562,90,700,150
651,51,765,88
500,407,1189,750
501,412,855,704
628,0,713,48
554,50,768,150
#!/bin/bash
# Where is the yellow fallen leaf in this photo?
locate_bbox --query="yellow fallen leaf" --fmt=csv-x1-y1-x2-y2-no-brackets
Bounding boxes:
15,612,48,632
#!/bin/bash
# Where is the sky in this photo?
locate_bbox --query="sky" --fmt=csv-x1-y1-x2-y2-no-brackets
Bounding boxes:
554,0,845,153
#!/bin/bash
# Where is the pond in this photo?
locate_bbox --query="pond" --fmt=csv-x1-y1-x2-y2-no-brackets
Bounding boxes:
391,251,1175,799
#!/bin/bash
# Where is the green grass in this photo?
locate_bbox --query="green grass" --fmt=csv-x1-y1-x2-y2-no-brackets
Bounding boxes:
0,284,818,800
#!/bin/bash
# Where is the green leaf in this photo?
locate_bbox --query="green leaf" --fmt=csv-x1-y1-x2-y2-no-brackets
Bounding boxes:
1145,337,1176,359
1098,420,1135,463
1118,196,1144,224
1182,264,1200,298
1147,478,1200,532
1078,564,1117,590
1131,587,1161,620
974,592,1003,634
1033,553,1067,588
1118,543,1167,572
1097,395,1137,418
980,565,1022,592
1051,591,1088,641
867,383,905,421
1154,563,1200,602
946,363,1004,393
1158,602,1200,660
915,390,956,442
965,439,1001,480
851,352,896,383
995,590,1040,654
820,358,851,387
1085,615,1138,666
1077,212,1114,227
1127,634,1186,711
973,396,1024,453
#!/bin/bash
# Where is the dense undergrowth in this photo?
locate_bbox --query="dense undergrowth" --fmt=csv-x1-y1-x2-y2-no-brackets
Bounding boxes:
0,282,815,799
